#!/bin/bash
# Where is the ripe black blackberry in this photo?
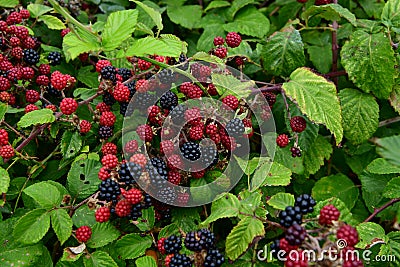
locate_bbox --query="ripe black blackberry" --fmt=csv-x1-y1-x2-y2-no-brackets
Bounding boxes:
181,142,201,161
285,223,306,246
98,126,113,139
170,253,192,267
204,249,225,267
198,228,216,249
290,147,302,158
98,178,120,201
119,162,141,185
150,157,168,177
129,203,142,220
23,49,39,65
177,53,189,70
118,68,132,81
200,146,219,167
158,186,177,203
134,92,157,110
142,193,153,209
103,92,116,106
184,231,202,251
164,235,182,254
126,80,136,98
170,104,187,125
270,239,281,258
225,118,245,137
47,51,62,66
159,90,178,110
101,65,117,81
279,206,303,228
295,194,316,214
158,69,175,85
46,85,62,97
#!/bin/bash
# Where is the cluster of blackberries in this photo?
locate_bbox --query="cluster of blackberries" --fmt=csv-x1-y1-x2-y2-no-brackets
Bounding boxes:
279,194,316,228
159,229,224,267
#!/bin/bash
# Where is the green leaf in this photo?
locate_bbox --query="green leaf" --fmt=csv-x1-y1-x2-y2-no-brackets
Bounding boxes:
339,89,379,144
132,1,162,32
341,30,395,99
192,52,225,65
171,208,201,233
0,167,10,194
17,109,56,128
302,3,357,26
197,23,225,52
167,5,202,29
267,192,295,210
312,174,359,210
205,0,230,11
13,209,51,244
158,223,180,238
390,84,400,115
102,9,138,51
135,256,157,267
304,135,333,175
261,28,305,77
282,67,343,144
38,15,66,30
359,171,394,213
27,4,53,18
126,36,184,57
61,131,82,160
252,161,292,190
114,233,152,260
134,207,155,231
86,222,120,248
211,73,254,99
83,251,118,267
0,0,18,8
50,209,73,245
307,45,332,74
63,30,101,61
24,181,62,208
383,177,400,199
381,0,400,29
67,158,102,199
0,102,7,121
77,65,100,88
376,136,400,167
72,205,96,228
201,193,240,225
223,6,270,38
0,245,44,266
356,222,388,249
60,244,85,262
367,158,400,174
225,217,265,261
227,0,254,19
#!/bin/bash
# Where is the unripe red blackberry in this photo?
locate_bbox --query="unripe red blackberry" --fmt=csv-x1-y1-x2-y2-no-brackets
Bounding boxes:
136,124,153,142
319,204,340,225
60,98,78,115
0,145,14,159
214,47,227,58
167,154,183,170
51,71,68,90
342,259,364,267
61,28,71,37
290,116,307,133
213,36,225,46
0,77,11,91
222,95,239,110
185,85,203,99
235,56,245,66
226,32,242,48
98,167,111,180
115,199,132,217
113,82,130,102
130,153,147,168
25,104,38,113
189,125,204,140
11,47,23,60
315,0,332,5
337,224,359,247
101,142,117,155
207,84,218,96
279,237,299,253
157,237,167,254
20,9,31,19
168,170,182,185
22,67,35,80
101,154,118,169
124,140,138,154
99,111,116,127
95,206,111,223
160,140,175,155
135,79,149,93
121,188,143,205
95,60,111,73
79,120,91,134
297,0,308,2
75,226,92,243
36,75,50,86
25,90,40,103
284,249,308,267
0,92,10,103
96,102,111,113
192,170,205,179
137,59,152,70
0,129,9,145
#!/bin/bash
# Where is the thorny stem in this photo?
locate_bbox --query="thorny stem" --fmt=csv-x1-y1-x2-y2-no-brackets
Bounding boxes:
281,90,292,121
364,198,400,222
378,116,400,127
1,121,26,140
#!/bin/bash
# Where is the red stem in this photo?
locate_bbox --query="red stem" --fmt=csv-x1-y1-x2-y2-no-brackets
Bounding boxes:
364,198,400,222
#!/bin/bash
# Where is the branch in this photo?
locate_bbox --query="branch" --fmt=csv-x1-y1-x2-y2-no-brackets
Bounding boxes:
379,116,400,127
364,198,400,222
331,0,339,86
